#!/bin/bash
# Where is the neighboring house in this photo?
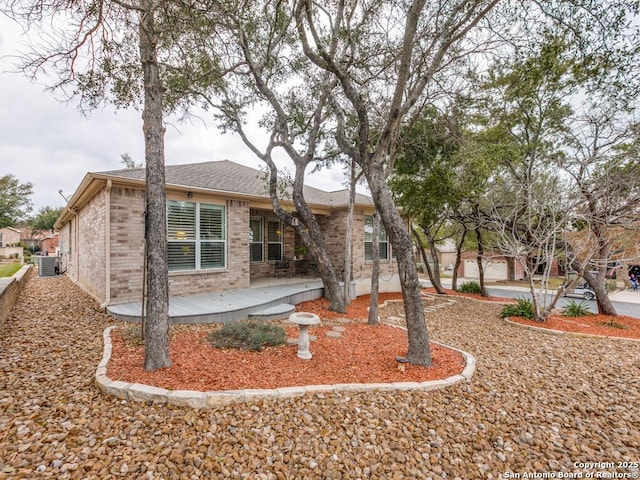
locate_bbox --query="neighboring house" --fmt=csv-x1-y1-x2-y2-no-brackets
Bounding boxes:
0,226,23,262
0,227,21,247
55,160,400,307
17,225,41,252
436,239,458,272
456,251,525,281
41,233,59,256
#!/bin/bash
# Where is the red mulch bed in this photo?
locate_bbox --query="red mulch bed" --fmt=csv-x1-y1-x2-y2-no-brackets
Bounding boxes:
107,292,466,391
508,313,640,339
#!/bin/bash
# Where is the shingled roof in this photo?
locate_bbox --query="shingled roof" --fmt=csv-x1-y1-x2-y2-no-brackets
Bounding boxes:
99,160,373,208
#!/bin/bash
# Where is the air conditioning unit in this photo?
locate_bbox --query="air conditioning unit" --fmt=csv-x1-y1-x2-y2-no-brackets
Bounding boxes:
38,256,58,277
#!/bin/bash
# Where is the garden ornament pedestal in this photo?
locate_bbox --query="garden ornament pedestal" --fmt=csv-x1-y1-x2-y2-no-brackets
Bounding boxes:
288,312,321,360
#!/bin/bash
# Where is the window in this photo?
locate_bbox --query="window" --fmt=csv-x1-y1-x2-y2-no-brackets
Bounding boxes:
167,201,226,271
364,215,389,261
267,218,283,261
249,216,264,262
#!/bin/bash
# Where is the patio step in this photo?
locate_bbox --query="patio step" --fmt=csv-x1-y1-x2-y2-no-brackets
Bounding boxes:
248,303,296,321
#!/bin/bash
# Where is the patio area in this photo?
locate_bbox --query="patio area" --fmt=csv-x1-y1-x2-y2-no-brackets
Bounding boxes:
107,276,324,324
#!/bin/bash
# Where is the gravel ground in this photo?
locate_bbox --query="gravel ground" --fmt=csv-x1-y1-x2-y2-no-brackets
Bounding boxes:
1,276,639,480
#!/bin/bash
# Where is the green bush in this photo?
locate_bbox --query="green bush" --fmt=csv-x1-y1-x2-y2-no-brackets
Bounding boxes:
500,298,534,319
458,281,482,294
562,300,592,317
207,321,286,351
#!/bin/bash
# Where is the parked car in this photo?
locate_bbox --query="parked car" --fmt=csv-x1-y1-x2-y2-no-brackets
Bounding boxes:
562,282,596,301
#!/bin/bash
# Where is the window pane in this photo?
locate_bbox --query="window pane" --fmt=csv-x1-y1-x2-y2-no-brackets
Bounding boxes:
168,242,195,271
364,242,373,262
250,217,263,242
201,242,225,268
250,243,263,262
364,214,389,261
167,201,195,240
379,242,389,260
250,216,263,262
363,216,373,242
267,243,282,261
200,205,224,240
267,219,281,242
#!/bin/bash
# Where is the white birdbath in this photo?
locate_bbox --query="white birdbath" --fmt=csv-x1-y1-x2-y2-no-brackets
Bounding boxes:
288,312,321,360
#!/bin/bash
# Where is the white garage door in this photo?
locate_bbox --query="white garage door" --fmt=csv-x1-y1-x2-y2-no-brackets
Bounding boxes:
464,259,508,280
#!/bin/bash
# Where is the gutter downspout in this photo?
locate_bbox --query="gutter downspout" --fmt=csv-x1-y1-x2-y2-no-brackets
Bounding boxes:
100,180,112,309
75,209,80,282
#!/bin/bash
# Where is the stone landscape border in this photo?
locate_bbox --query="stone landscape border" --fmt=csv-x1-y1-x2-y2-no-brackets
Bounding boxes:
96,325,476,409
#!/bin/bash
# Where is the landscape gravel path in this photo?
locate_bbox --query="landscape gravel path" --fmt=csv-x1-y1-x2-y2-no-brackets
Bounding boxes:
1,276,638,479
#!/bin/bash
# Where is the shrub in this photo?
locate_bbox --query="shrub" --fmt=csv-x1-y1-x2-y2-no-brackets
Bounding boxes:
562,300,592,317
207,321,286,351
500,298,534,319
458,281,482,294
597,320,627,329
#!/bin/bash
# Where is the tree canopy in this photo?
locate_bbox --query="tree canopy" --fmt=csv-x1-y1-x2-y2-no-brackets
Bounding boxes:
0,174,33,228
29,206,64,232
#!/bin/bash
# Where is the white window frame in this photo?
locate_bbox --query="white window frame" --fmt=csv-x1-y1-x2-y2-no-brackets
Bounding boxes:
167,200,226,271
364,214,389,262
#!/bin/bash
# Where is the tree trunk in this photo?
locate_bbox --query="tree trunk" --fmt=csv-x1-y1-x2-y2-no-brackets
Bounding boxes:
475,226,489,297
294,203,345,312
543,287,565,318
365,164,432,366
290,173,345,313
424,227,444,292
563,239,617,316
451,227,467,292
412,225,444,294
344,165,359,306
368,211,380,325
139,1,171,371
527,274,545,322
579,264,617,315
263,161,346,313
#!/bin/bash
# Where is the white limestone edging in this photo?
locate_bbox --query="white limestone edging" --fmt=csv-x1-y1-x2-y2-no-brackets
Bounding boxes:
96,325,476,409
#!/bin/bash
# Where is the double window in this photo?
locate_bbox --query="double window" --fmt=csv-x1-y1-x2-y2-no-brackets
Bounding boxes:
167,201,226,271
364,215,389,261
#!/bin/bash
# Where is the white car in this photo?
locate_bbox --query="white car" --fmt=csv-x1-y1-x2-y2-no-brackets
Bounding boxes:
562,283,596,301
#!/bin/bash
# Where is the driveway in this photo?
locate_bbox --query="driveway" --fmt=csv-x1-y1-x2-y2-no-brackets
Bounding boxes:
1,276,638,479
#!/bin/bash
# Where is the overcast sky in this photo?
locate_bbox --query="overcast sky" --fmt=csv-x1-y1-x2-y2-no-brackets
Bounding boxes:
0,16,348,215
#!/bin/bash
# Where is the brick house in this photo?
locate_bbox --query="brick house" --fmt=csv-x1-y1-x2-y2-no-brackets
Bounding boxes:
55,160,400,307
0,226,23,262
40,233,59,256
0,227,21,247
